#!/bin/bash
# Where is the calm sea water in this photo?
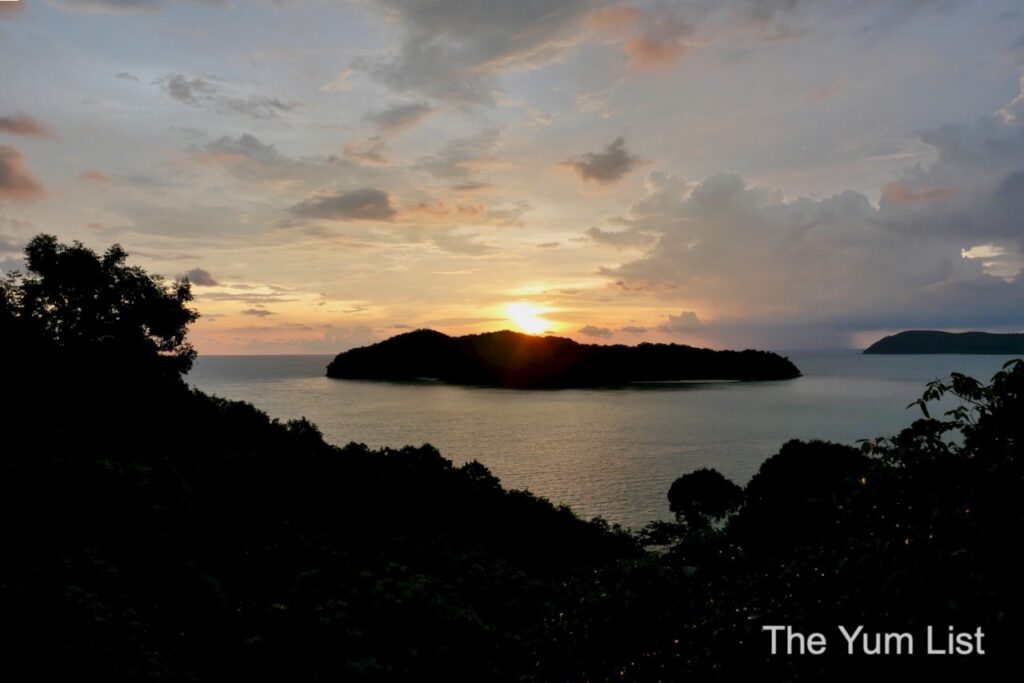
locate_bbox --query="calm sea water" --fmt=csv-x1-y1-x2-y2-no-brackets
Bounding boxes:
186,352,1019,529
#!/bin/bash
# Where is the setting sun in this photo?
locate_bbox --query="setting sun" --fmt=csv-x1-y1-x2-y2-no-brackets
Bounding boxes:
506,303,552,335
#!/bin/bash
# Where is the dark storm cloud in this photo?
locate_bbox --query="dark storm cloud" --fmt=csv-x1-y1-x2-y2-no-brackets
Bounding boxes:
563,137,642,184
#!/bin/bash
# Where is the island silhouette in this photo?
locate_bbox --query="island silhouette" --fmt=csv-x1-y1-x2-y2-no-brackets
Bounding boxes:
865,330,1024,354
325,328,801,388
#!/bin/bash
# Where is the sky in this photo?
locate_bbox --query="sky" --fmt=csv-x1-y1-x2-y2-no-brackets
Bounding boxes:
1,0,1023,353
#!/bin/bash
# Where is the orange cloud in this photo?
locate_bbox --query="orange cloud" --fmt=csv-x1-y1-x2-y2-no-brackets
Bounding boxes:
623,34,690,71
0,112,54,138
882,182,958,205
586,5,642,37
589,6,692,72
0,145,45,201
399,201,488,224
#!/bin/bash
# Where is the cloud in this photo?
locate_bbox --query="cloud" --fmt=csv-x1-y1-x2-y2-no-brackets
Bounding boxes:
190,132,352,183
658,311,703,332
586,225,654,248
450,181,493,193
0,145,45,201
158,74,296,120
0,112,54,138
596,80,1024,342
364,102,434,134
880,181,958,205
586,5,643,35
430,230,495,255
320,68,354,93
621,325,648,334
399,200,488,224
480,201,531,227
563,136,642,183
414,128,501,179
191,132,293,181
241,306,275,317
998,74,1024,121
55,0,227,13
355,0,594,105
742,0,813,24
116,71,140,82
202,132,282,164
0,234,23,254
578,324,613,339
392,197,529,228
290,188,397,222
181,267,219,286
587,5,691,71
0,256,23,274
79,170,111,184
621,14,692,71
344,135,391,165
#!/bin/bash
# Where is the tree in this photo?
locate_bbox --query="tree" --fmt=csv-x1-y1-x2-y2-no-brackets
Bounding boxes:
666,467,743,528
2,234,198,382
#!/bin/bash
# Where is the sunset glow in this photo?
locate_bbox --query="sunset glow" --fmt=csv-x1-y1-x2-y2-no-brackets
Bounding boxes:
506,303,553,335
2,1,1023,353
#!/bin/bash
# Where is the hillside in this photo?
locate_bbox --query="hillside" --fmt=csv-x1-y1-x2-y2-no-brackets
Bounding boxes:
7,235,1024,682
864,330,1024,354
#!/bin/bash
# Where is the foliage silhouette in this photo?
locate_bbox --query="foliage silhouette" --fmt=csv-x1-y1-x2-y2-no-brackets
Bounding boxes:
667,468,743,528
2,234,197,385
4,234,1023,682
1,235,637,681
326,328,801,388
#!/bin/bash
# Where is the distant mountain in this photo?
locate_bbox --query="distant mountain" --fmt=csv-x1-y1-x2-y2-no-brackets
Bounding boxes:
864,330,1024,354
326,329,801,388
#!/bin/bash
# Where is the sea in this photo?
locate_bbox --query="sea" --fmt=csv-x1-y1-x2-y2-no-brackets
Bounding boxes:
187,352,1020,530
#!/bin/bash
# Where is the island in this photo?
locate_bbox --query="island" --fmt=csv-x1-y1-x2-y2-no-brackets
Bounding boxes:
325,329,801,388
864,330,1024,354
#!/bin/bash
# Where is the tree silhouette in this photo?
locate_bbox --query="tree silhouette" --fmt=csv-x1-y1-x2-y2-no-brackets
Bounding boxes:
2,234,197,383
667,467,743,528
